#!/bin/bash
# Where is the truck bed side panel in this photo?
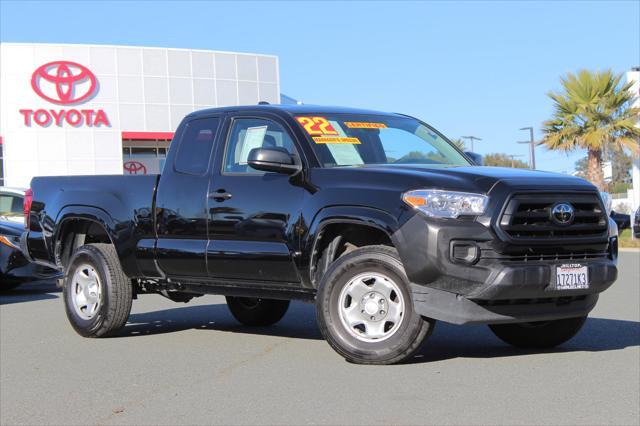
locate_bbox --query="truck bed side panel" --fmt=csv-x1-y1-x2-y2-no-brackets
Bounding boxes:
26,174,159,277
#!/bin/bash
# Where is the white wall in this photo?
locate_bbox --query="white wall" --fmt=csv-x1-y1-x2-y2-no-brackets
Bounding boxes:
627,69,639,212
0,43,280,187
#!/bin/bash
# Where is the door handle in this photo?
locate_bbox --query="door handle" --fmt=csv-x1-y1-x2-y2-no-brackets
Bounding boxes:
209,189,233,202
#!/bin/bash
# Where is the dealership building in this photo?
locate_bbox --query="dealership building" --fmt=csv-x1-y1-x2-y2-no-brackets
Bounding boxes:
0,42,281,187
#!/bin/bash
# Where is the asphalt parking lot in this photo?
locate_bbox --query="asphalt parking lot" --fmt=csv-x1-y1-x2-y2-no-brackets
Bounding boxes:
1,252,639,426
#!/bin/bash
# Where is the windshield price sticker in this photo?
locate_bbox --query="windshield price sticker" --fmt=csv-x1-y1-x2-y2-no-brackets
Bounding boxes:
313,136,361,144
344,122,387,129
296,116,339,136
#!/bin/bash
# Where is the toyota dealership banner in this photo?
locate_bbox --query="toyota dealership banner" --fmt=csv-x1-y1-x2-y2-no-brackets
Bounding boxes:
0,43,280,187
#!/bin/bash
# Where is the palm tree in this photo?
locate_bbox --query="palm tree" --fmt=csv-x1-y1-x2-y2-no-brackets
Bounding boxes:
540,69,640,190
450,138,467,151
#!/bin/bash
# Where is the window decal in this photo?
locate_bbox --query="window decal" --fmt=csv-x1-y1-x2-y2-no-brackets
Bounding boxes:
296,116,339,136
312,136,361,144
344,122,387,129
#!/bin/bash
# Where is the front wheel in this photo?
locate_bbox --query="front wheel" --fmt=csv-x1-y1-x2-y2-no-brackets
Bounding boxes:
489,316,587,349
316,245,435,365
63,243,132,338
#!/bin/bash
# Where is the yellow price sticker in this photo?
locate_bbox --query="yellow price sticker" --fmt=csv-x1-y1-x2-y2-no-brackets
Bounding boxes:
313,136,361,144
296,116,339,136
344,122,387,129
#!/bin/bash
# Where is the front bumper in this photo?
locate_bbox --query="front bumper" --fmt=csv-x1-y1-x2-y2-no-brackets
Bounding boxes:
393,214,618,325
411,285,600,325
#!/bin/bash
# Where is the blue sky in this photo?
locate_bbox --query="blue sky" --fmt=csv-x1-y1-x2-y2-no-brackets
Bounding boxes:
1,0,638,173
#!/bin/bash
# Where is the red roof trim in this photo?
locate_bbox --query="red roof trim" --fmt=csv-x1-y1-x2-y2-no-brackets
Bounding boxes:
122,131,174,140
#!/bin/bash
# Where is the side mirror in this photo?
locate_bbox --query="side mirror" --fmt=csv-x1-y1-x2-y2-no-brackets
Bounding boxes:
247,147,301,174
465,151,483,166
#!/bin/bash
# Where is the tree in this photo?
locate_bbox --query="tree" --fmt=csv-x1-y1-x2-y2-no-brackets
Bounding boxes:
484,153,529,168
540,69,640,191
610,148,633,184
394,151,448,164
574,143,633,187
450,138,467,151
610,181,631,194
574,157,588,179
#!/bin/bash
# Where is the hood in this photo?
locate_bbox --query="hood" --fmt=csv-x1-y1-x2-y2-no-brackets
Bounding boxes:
312,165,595,195
402,166,596,194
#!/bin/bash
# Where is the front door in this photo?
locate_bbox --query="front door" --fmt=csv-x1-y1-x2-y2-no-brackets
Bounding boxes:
207,115,304,284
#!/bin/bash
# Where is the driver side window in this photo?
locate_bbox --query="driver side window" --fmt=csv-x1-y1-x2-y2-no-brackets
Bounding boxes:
224,118,297,174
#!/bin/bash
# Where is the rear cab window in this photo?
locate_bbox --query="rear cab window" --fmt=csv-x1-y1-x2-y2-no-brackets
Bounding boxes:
174,117,220,175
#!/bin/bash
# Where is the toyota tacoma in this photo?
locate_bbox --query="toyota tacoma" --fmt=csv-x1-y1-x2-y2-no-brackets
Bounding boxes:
21,105,618,364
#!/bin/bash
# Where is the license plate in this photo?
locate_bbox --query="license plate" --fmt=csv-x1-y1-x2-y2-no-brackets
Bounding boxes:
555,264,589,290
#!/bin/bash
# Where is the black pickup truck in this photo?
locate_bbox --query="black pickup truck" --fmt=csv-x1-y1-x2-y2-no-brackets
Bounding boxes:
22,105,618,364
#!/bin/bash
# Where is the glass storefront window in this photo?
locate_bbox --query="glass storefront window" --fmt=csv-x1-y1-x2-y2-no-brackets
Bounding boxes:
122,139,171,175
0,144,4,186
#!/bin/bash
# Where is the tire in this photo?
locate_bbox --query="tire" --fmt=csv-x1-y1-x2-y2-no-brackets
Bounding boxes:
63,243,132,338
226,297,290,326
316,245,435,365
489,316,587,349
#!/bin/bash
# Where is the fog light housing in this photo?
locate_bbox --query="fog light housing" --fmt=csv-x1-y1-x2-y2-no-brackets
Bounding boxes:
450,241,479,264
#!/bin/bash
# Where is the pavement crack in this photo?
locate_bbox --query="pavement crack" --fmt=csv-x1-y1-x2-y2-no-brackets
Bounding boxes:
94,340,286,425
214,340,286,380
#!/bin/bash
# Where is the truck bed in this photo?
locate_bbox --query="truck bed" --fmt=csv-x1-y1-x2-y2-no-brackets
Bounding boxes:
25,174,159,276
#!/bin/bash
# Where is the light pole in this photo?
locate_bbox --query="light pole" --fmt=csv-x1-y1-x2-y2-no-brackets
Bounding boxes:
518,127,536,170
461,136,482,152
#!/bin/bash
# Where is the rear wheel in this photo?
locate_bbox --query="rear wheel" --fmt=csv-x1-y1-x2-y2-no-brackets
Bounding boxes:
489,316,587,349
63,243,132,337
225,297,290,326
316,245,435,365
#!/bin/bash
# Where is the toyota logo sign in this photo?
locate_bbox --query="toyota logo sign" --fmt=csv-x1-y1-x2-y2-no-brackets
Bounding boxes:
123,161,148,175
31,61,97,105
19,61,110,128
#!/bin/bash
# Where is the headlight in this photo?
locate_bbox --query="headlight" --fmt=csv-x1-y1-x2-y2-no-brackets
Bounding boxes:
600,192,612,216
402,189,489,218
608,217,618,238
0,234,21,250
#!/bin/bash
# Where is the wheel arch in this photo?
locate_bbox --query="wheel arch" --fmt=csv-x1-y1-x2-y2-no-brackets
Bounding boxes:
306,206,401,287
53,206,132,275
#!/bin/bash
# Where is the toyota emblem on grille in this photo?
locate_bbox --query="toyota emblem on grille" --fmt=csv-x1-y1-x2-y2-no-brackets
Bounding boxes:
551,203,574,225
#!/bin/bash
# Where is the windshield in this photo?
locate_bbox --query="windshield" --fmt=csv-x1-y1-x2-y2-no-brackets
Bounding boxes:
294,114,470,168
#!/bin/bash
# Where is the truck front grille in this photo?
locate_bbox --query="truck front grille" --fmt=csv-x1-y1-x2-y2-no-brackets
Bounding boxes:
498,192,608,240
